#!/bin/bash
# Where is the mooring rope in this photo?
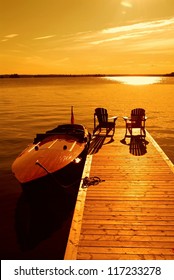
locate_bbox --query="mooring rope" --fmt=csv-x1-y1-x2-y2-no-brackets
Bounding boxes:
82,176,105,188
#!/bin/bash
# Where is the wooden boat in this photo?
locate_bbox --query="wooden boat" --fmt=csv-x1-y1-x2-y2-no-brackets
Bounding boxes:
12,123,90,186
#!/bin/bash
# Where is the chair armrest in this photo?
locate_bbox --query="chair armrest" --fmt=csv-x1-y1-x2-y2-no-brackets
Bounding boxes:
108,116,118,120
123,116,129,121
108,116,118,124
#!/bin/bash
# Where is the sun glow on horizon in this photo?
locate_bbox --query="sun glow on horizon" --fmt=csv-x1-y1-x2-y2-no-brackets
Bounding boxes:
104,76,163,85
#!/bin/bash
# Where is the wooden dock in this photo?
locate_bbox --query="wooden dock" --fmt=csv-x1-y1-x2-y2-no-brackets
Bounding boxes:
64,129,174,260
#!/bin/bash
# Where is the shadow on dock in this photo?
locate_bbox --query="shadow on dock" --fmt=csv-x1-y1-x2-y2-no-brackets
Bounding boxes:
120,135,149,156
88,135,114,155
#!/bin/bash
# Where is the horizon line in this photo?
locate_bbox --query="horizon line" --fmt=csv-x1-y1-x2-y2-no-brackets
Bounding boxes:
1,72,174,78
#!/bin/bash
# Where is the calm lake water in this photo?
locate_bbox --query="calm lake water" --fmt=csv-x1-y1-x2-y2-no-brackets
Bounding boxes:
0,76,174,259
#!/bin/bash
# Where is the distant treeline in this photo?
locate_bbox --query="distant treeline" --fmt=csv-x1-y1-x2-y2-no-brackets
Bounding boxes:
0,74,104,78
0,72,174,78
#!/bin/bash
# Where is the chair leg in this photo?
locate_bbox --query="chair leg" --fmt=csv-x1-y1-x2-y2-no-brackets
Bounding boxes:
124,127,127,139
139,128,146,139
125,126,132,139
113,127,115,137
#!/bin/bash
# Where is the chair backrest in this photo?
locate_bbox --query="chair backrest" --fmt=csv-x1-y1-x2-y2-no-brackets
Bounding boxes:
95,108,108,123
131,108,145,117
131,108,146,127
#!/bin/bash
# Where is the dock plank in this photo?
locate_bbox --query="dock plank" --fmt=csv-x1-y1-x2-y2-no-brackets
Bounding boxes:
64,129,174,260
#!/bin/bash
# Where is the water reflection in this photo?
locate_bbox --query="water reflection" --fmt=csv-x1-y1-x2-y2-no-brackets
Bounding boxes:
104,76,163,85
15,181,79,252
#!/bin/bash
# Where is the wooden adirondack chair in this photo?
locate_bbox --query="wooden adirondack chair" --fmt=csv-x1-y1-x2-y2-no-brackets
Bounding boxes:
93,108,117,138
123,108,147,139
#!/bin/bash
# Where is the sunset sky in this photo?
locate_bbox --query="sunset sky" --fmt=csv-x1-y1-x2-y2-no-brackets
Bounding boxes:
1,0,174,75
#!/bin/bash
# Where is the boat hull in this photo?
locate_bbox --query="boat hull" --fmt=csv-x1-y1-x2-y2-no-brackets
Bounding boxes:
12,124,90,185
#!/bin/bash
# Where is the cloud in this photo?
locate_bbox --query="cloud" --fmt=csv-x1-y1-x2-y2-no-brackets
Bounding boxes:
88,17,174,45
4,34,19,38
1,34,19,42
121,1,132,8
57,17,174,50
102,18,174,35
34,35,56,40
28,17,174,55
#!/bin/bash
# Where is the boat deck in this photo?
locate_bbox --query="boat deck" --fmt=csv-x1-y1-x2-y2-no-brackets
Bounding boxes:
64,128,174,260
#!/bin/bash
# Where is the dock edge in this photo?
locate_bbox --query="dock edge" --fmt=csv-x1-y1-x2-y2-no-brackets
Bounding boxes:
64,154,93,259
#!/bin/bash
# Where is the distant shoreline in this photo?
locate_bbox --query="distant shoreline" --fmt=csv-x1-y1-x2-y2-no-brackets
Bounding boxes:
0,73,174,78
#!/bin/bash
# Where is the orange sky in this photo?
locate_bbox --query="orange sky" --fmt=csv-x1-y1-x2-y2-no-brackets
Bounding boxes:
1,0,174,75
